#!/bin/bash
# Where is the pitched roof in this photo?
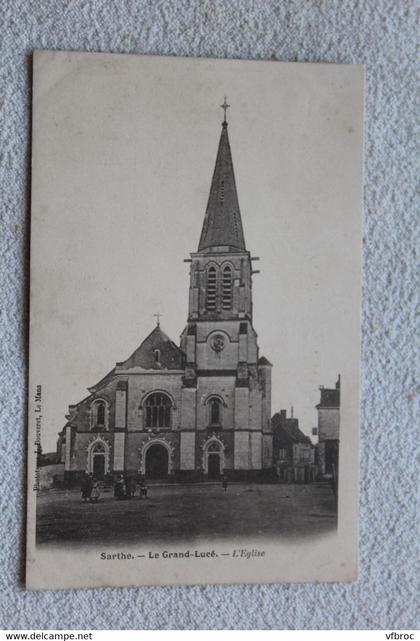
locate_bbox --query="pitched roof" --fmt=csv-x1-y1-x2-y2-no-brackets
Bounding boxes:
271,413,312,445
316,387,340,409
283,422,312,445
88,367,116,393
198,122,246,252
117,325,184,370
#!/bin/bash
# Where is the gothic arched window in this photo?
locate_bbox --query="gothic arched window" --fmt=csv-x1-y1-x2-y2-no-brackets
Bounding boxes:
206,266,217,311
208,397,223,427
222,265,233,310
96,402,105,426
145,393,172,428
90,399,108,430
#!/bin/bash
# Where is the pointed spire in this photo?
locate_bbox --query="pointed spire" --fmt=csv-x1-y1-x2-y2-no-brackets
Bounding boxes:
198,104,246,252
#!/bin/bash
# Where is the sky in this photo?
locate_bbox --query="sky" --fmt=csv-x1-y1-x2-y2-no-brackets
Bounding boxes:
30,52,363,451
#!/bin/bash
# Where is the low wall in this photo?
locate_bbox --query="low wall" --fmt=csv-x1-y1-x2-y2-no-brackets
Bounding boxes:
38,463,65,489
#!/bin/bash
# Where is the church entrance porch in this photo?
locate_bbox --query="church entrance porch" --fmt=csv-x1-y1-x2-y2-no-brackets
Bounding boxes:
207,453,221,479
92,454,105,480
145,444,169,480
87,438,109,481
203,437,225,479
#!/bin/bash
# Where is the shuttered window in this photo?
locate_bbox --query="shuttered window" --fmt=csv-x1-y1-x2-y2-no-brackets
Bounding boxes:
222,265,233,309
206,266,217,310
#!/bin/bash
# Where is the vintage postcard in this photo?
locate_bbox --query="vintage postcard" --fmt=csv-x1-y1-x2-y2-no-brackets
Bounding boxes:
26,51,364,589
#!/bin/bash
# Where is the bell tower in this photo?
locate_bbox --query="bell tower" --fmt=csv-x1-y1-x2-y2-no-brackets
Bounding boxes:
179,101,273,478
188,104,254,325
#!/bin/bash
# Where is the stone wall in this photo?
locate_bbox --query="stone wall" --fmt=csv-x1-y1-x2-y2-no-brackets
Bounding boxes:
38,463,65,489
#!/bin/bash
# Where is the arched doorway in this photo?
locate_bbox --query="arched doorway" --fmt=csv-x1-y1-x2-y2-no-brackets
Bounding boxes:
93,453,105,480
204,439,224,479
89,441,107,480
145,444,169,479
208,452,221,479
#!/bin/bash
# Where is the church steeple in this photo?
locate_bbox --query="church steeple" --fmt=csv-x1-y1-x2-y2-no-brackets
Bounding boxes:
184,103,254,328
198,104,246,252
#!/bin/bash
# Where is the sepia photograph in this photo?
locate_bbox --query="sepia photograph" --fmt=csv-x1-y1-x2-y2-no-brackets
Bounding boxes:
2,0,417,632
27,51,363,589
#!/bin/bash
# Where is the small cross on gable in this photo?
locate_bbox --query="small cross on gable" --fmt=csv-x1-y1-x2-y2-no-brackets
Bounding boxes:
153,312,162,327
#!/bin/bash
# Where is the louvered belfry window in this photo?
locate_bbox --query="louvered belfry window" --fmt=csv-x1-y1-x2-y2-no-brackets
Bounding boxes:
145,393,172,428
222,265,233,310
206,266,217,311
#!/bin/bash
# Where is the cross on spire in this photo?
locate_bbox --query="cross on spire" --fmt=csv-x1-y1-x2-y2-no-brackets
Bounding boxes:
220,96,230,123
153,312,162,327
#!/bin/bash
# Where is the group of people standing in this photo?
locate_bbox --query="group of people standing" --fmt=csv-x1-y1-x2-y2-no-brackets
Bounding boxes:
80,473,100,502
81,472,228,502
80,472,149,502
114,475,149,500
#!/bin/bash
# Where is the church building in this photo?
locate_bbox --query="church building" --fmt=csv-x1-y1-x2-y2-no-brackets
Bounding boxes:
57,103,274,483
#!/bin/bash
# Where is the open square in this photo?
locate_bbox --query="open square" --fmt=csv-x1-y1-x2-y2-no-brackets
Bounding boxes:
36,482,337,545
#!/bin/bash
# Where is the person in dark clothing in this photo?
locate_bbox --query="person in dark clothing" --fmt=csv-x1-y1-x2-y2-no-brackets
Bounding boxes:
114,475,126,500
139,481,149,499
125,476,136,499
221,474,228,492
81,473,93,502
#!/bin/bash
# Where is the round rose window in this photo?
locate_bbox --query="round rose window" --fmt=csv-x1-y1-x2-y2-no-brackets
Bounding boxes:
210,334,226,353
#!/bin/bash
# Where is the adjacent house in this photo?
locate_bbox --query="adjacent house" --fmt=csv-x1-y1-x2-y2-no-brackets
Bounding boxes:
272,409,316,483
316,375,340,478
